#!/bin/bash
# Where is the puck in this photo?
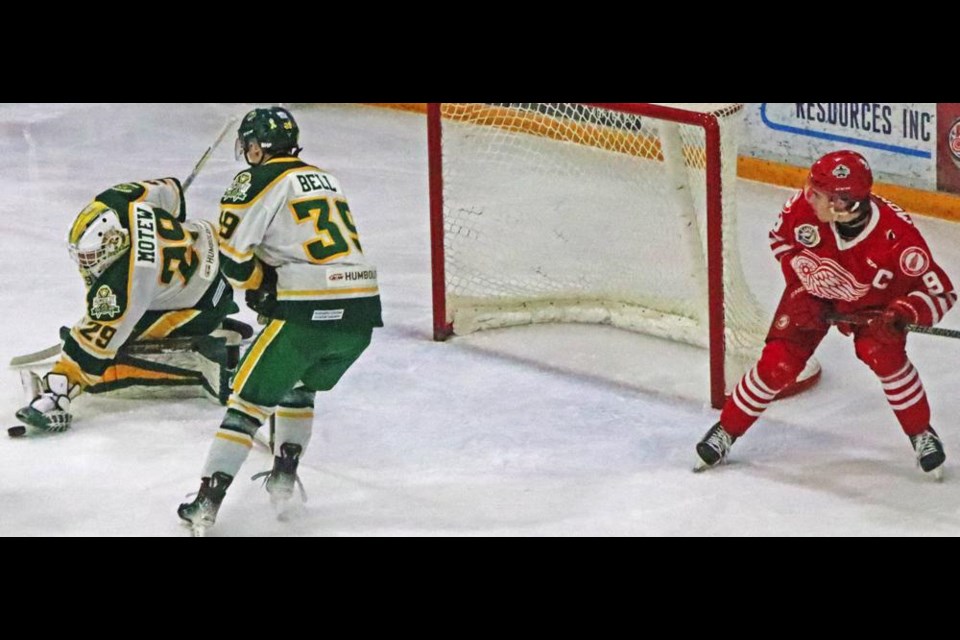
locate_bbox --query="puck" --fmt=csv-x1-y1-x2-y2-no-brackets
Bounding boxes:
7,426,27,438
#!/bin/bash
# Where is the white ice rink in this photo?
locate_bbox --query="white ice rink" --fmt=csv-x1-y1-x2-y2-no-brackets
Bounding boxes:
2,103,959,537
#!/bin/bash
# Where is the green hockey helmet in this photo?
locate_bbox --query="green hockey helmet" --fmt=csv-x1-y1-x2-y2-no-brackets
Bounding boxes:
235,106,301,162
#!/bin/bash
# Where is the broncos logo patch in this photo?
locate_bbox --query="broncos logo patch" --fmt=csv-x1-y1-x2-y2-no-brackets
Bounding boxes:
223,172,252,203
90,285,121,320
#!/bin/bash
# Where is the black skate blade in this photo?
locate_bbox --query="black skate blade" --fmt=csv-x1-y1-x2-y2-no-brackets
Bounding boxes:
692,458,713,473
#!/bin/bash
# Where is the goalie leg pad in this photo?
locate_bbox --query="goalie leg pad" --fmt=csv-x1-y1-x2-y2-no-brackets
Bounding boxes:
86,335,236,405
21,370,43,399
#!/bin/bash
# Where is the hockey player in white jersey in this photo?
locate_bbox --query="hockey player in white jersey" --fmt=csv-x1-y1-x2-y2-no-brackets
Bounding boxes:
14,178,241,434
178,107,383,534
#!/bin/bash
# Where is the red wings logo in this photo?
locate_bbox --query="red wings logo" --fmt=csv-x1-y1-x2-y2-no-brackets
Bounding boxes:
790,250,871,301
899,246,929,277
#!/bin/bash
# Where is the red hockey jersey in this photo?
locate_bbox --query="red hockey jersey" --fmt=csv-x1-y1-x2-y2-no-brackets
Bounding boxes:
769,190,957,326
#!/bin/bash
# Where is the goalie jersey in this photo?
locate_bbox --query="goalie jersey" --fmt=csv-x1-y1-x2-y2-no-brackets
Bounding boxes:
218,157,383,327
56,178,229,386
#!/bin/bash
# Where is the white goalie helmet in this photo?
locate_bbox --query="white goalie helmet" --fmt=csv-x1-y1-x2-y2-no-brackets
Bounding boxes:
67,201,130,280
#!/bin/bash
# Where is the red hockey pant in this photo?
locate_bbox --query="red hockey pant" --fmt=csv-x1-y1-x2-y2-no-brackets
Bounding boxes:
720,289,930,437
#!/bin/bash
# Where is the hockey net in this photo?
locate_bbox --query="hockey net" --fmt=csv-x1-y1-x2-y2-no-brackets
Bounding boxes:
428,102,818,408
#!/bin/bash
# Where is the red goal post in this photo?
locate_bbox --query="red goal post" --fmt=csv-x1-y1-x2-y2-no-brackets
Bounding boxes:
428,102,819,409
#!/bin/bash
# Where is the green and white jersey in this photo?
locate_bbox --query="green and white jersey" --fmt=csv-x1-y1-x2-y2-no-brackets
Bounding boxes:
58,179,226,385
218,157,382,327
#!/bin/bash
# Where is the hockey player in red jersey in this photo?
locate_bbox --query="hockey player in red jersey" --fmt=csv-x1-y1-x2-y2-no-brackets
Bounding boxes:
695,150,957,477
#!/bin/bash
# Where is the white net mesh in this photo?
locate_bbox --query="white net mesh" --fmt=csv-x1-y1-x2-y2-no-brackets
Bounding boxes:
437,103,768,393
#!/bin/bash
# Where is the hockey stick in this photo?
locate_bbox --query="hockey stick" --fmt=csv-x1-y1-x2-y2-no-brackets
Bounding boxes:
9,344,62,367
269,413,276,452
9,116,241,368
251,415,277,453
181,115,239,191
826,312,960,340
221,316,254,340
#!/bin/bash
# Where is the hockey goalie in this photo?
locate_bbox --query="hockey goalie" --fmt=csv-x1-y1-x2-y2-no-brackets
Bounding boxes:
14,178,246,434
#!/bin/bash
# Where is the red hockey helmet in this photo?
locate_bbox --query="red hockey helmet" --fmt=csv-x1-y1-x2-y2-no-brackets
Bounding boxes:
807,150,873,200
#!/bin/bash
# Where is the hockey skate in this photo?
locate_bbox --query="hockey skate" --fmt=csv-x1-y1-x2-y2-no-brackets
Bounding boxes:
694,422,738,472
178,471,233,536
910,427,945,481
252,442,307,519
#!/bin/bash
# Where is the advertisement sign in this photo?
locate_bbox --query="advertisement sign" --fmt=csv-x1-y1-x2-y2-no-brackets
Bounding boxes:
742,103,937,190
936,104,960,195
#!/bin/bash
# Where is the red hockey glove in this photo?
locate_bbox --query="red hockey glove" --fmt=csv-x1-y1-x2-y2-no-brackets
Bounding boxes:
867,303,913,345
784,285,829,332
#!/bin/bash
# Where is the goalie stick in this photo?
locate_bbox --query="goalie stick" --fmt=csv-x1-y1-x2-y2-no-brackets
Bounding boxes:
9,115,242,368
9,344,61,367
826,312,960,340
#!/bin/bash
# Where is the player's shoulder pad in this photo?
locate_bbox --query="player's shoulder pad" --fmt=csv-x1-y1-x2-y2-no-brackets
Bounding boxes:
159,176,183,190
98,181,148,208
221,160,310,206
885,215,928,251
874,196,914,223
874,198,925,243
781,189,806,215
108,181,149,196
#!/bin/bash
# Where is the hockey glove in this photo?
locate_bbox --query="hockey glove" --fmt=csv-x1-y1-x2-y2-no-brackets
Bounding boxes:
784,284,829,332
867,301,915,345
245,263,278,317
15,372,80,432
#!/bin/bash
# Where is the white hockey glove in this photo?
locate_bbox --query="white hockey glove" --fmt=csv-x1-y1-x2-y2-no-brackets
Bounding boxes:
15,372,80,432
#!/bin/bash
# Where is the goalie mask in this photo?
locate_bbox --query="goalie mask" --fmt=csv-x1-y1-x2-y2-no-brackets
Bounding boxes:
67,201,130,282
235,106,301,163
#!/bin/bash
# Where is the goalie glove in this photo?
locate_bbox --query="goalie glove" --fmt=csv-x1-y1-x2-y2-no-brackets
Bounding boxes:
14,372,80,432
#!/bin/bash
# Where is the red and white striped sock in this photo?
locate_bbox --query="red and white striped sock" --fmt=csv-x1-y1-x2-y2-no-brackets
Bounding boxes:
720,365,782,436
878,360,930,436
